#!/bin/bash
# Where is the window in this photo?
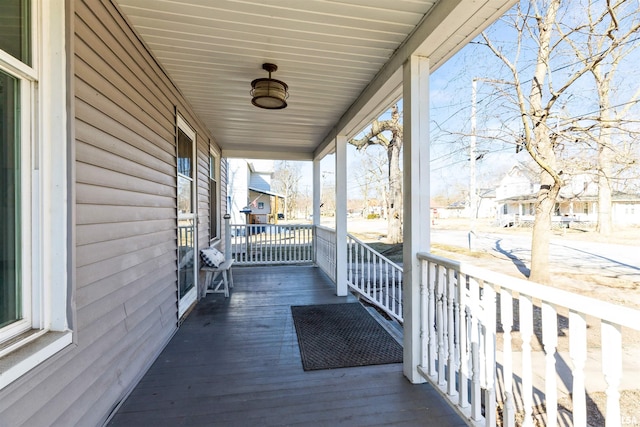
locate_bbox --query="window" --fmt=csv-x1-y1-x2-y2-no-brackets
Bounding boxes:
209,152,219,241
0,70,22,332
0,0,71,388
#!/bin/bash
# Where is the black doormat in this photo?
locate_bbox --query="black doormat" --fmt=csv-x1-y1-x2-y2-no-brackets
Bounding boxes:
290,303,403,371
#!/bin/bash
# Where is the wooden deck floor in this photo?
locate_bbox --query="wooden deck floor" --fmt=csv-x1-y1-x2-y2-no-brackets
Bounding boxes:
108,265,466,427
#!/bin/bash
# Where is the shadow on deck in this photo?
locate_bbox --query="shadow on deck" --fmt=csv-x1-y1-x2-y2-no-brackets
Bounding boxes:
108,265,465,427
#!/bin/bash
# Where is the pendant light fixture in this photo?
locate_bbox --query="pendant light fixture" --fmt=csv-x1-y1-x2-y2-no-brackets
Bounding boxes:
250,63,289,109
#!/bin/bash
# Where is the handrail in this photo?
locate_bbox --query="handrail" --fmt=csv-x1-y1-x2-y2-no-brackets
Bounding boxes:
348,233,402,270
229,223,313,265
347,233,403,323
417,251,640,329
417,251,640,427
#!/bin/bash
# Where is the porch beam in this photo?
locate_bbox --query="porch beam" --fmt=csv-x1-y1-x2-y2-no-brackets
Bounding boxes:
222,149,313,161
314,0,516,159
403,55,431,384
335,135,348,296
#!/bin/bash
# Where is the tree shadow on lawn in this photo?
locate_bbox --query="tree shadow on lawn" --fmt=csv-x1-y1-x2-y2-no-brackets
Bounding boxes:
494,239,531,278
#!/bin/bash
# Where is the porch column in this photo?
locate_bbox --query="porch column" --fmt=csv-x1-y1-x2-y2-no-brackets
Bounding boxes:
335,135,348,296
403,55,430,383
313,158,321,264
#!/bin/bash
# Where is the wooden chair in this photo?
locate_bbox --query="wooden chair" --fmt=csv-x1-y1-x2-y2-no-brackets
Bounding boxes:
201,241,234,298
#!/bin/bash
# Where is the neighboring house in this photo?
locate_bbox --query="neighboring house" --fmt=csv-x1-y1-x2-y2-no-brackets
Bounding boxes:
430,189,496,220
495,164,640,226
227,159,285,225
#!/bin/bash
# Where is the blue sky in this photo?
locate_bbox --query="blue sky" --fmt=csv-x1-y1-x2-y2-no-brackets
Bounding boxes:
274,0,640,201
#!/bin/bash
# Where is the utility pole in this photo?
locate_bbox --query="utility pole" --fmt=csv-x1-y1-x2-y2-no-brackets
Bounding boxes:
469,79,478,251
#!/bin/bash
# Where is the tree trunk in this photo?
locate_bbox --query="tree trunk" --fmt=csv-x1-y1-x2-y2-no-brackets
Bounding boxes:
526,0,562,284
530,169,560,284
596,73,613,235
387,142,403,243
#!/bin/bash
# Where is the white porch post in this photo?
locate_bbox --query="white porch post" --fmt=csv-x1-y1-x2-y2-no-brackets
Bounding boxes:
403,55,430,383
335,135,348,296
313,158,321,263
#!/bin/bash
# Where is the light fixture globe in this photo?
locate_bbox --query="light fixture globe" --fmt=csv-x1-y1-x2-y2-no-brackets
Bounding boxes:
251,63,289,109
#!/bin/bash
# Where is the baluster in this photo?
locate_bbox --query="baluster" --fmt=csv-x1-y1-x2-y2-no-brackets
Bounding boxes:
428,262,437,377
601,321,622,427
397,270,402,319
368,252,373,298
389,264,400,314
279,224,284,262
569,310,587,427
447,268,457,395
266,226,269,261
469,277,482,421
242,226,247,262
297,225,300,262
292,227,298,262
385,262,390,311
421,260,429,369
354,242,360,290
437,265,447,386
542,302,558,426
305,226,309,261
347,237,352,284
483,284,497,427
373,254,378,302
500,289,515,427
520,295,534,427
458,273,469,409
360,245,365,291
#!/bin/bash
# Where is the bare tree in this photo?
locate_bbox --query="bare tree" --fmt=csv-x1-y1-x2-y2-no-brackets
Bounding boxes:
353,148,388,218
349,104,403,243
272,161,302,220
480,0,626,283
559,0,640,235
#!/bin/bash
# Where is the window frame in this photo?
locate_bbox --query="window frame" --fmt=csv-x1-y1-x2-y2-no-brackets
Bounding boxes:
0,0,72,389
209,148,220,242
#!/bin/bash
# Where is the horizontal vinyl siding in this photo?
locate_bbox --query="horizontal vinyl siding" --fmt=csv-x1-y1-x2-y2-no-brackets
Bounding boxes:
0,0,225,426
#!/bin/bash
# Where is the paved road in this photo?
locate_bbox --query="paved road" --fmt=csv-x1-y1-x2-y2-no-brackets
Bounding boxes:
430,229,640,282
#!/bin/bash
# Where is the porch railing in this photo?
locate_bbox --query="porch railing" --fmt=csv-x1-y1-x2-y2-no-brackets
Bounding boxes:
315,225,336,282
229,224,313,265
347,234,403,323
417,251,640,427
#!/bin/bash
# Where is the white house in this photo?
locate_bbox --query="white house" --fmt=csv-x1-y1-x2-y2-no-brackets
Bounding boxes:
495,164,640,226
227,159,285,225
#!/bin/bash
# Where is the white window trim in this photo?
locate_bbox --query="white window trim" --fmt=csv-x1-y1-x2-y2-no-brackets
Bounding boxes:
209,147,221,243
0,0,72,390
176,114,198,317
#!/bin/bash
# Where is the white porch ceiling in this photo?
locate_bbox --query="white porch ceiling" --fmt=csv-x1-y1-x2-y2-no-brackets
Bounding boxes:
115,0,514,160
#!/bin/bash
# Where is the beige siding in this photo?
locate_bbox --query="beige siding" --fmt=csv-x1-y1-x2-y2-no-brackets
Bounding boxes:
0,0,224,425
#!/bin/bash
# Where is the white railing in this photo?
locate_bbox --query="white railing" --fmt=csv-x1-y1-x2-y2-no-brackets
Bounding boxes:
347,234,403,323
315,225,336,282
417,252,640,427
229,224,313,265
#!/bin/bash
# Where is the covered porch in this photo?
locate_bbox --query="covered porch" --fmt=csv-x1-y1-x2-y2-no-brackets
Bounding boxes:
107,0,640,426
108,265,465,426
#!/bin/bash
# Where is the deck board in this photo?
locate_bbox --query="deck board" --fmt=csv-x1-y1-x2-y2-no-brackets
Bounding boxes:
108,265,466,427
